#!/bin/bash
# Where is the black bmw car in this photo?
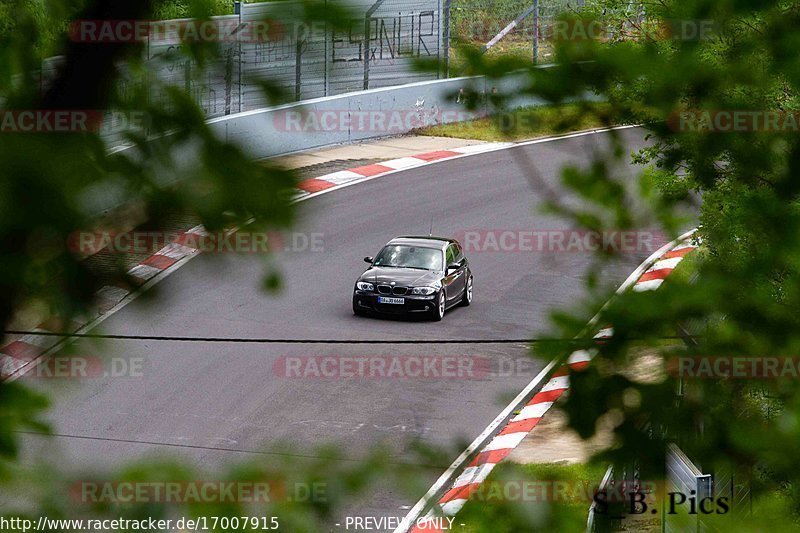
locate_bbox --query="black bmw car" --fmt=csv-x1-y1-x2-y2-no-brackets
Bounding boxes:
352,236,473,321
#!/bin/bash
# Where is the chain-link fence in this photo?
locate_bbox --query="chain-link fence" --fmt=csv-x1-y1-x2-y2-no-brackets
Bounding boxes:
449,0,587,66
32,1,449,122
26,0,589,145
240,0,446,102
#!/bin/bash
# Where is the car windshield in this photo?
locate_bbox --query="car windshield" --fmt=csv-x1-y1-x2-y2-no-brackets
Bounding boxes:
373,245,443,271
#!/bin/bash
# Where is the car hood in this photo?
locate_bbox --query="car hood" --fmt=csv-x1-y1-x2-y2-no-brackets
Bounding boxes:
359,266,441,286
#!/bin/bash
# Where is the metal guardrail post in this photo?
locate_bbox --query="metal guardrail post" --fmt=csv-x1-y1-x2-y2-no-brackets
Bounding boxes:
295,31,303,101
237,2,243,113
532,0,539,63
697,474,712,500
184,59,191,95
362,0,387,90
442,0,452,78
324,0,329,96
224,47,233,115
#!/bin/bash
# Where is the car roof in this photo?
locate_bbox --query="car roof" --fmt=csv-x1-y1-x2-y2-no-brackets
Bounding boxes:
387,236,456,249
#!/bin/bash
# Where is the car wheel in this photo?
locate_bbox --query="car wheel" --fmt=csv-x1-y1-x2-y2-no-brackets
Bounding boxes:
461,276,473,306
431,290,445,321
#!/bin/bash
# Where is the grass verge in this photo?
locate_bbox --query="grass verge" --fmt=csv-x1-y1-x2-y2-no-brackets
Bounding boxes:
414,102,618,142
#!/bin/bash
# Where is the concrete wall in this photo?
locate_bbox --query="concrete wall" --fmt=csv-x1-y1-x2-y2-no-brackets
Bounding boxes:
110,71,547,161
208,75,489,159
215,71,556,159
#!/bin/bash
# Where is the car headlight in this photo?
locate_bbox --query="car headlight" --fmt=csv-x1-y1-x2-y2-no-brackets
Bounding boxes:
411,286,437,295
356,281,374,291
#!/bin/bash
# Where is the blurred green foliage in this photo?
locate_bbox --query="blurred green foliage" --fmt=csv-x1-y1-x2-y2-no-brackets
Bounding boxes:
517,0,800,528
4,0,800,530
0,0,363,527
421,0,800,527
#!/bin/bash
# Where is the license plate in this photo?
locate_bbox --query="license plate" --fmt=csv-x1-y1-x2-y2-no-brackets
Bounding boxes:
378,296,404,305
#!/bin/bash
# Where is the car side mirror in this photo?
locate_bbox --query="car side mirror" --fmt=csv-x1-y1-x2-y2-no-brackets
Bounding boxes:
447,262,460,273
364,256,374,264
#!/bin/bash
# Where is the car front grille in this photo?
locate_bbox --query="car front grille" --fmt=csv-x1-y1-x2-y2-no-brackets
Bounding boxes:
377,285,409,295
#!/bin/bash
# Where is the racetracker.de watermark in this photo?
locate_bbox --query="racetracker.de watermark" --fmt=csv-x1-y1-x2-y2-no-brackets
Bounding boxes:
453,229,667,254
464,18,716,43
273,355,492,379
69,230,324,255
272,109,484,133
462,479,729,516
0,356,144,380
271,108,594,134
0,110,148,134
668,356,800,379
68,19,285,43
272,355,541,380
71,480,326,504
669,110,800,133
465,479,660,503
541,18,717,42
272,356,539,380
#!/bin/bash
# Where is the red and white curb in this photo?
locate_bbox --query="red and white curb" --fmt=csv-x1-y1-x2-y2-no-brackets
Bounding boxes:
0,143,511,381
292,143,512,198
403,230,699,533
0,226,211,381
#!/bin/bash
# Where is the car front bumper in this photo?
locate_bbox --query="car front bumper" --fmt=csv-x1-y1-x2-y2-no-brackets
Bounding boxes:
353,291,437,315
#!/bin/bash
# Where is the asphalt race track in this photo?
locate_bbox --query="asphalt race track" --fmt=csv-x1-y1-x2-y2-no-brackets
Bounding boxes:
21,128,681,527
